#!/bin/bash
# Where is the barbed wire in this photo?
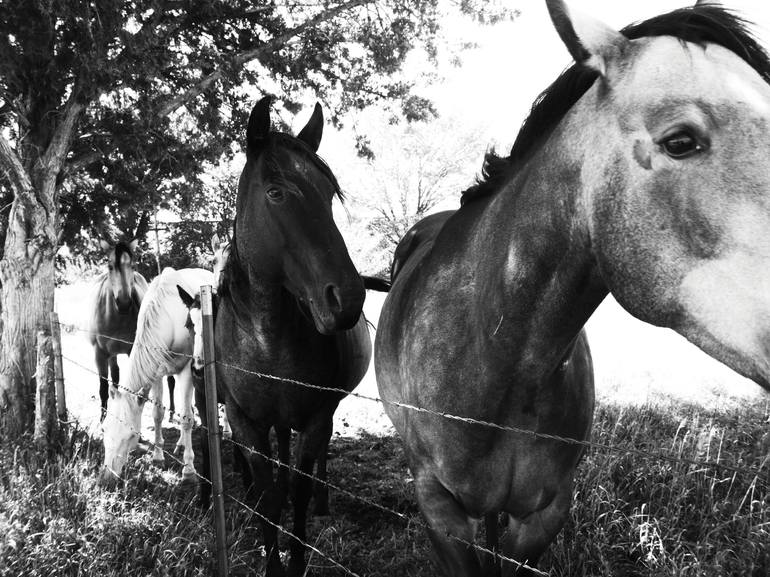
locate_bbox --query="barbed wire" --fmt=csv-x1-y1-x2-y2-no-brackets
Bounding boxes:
57,320,770,482
208,422,547,575
92,398,365,577
59,331,769,577
61,348,544,572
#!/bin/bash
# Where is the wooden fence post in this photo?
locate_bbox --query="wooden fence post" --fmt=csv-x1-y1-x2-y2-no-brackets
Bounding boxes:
200,285,229,577
49,312,67,422
33,329,57,449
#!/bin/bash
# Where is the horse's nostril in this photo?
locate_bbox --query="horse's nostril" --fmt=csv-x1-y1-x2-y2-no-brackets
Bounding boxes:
324,284,343,313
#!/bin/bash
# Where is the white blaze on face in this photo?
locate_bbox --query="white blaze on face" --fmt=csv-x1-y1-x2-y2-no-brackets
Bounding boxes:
679,203,770,364
102,389,142,478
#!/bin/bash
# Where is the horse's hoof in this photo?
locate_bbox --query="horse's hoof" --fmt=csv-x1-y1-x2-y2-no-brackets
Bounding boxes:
180,468,198,485
151,449,165,464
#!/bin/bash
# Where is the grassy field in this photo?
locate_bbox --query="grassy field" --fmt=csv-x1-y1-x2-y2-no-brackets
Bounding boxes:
0,284,768,576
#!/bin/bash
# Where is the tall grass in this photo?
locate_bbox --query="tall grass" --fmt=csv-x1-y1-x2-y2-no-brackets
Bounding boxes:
0,402,767,576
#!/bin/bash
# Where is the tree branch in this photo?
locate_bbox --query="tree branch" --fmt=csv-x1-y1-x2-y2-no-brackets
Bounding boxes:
64,149,102,175
0,133,31,198
40,88,84,176
155,0,373,118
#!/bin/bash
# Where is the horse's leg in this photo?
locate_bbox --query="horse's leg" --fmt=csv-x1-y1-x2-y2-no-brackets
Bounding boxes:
176,364,197,483
221,403,232,439
109,356,120,388
275,425,291,504
312,438,330,516
227,403,286,577
167,375,176,421
151,376,165,464
499,481,573,577
482,512,502,577
414,471,481,577
194,382,211,508
287,412,333,577
95,348,110,421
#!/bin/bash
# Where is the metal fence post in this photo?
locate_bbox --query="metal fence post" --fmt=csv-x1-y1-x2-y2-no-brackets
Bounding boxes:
200,285,228,577
49,311,67,422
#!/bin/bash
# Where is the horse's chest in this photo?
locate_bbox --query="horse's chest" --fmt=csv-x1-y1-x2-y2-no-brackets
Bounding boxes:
220,334,340,423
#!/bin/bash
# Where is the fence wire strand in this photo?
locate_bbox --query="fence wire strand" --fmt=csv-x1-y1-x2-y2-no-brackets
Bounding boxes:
208,423,547,575
55,315,770,576
58,319,769,481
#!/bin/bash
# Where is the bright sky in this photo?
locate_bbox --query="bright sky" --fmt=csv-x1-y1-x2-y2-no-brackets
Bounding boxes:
433,0,770,150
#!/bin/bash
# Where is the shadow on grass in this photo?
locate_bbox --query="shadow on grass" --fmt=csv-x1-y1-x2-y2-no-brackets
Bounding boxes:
1,402,768,576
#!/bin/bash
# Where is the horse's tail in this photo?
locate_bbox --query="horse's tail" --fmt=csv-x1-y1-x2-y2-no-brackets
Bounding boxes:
362,275,391,292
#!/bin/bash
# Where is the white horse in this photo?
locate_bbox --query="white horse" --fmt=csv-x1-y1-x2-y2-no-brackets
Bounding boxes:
100,266,214,485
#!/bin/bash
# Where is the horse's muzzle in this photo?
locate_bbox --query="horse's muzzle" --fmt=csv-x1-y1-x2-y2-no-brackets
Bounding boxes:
311,288,364,334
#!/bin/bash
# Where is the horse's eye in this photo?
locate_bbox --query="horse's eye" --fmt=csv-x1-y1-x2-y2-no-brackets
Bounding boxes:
266,188,284,203
661,131,703,159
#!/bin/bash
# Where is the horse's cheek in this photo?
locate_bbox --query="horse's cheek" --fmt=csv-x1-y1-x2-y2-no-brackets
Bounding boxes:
590,157,683,325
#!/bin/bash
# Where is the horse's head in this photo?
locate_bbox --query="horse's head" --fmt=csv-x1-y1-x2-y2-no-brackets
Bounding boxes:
547,0,770,388
101,238,139,315
210,233,231,293
233,97,364,334
177,285,205,377
99,385,143,487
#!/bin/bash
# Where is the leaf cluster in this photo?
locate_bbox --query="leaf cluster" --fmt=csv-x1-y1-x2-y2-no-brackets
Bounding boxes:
0,0,452,264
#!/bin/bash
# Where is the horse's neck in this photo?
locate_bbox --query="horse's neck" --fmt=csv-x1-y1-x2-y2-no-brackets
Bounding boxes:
471,135,608,365
230,273,312,339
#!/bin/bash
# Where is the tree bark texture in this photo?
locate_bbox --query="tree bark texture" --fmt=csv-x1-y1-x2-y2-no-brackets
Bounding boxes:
34,329,57,449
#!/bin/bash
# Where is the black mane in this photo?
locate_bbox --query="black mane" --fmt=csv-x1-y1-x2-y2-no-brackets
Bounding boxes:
461,5,770,205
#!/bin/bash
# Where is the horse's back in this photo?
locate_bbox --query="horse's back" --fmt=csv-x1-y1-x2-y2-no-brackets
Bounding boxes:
391,210,455,281
156,267,214,295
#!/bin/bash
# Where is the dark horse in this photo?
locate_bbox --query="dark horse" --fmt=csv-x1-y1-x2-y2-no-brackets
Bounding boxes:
376,1,770,575
89,239,148,420
216,97,371,577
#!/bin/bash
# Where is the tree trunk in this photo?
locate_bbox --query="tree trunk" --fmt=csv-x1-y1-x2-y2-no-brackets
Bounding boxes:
0,127,69,436
0,93,80,436
0,179,59,435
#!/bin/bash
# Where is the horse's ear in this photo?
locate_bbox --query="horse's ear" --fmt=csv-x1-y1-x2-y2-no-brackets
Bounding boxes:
211,233,221,253
695,0,718,6
177,285,195,309
99,239,111,252
128,239,138,254
545,0,627,77
297,102,324,152
247,96,272,150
